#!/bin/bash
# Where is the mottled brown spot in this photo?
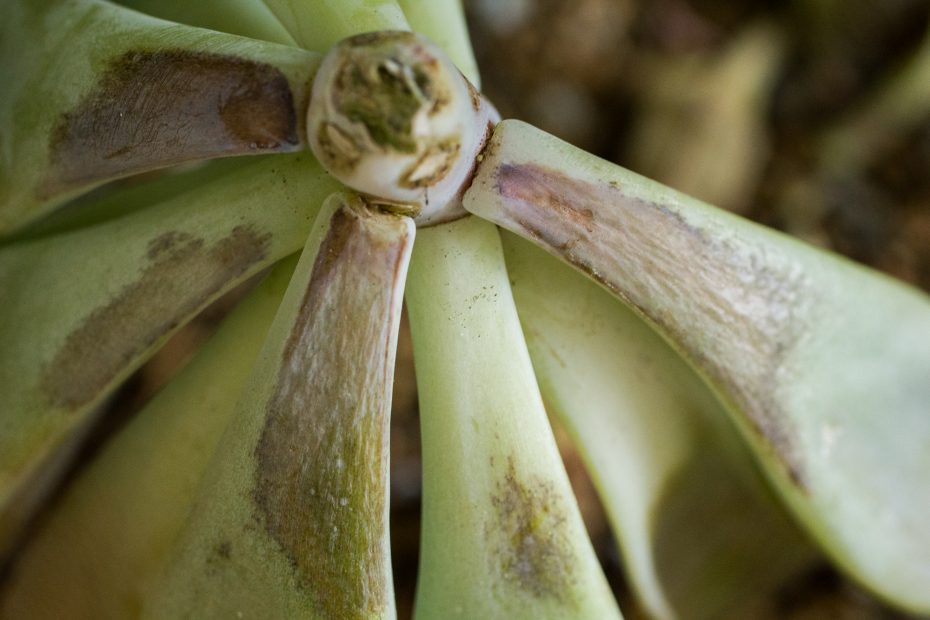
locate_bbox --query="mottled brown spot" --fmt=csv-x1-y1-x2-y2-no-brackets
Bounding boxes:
44,50,299,197
496,163,810,486
488,457,578,601
253,202,412,619
146,230,194,260
41,226,271,410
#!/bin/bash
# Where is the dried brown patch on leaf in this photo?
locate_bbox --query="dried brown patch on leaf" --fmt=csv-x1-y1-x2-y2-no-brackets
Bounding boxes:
44,50,300,197
41,226,271,410
496,163,811,486
488,456,578,602
253,203,411,619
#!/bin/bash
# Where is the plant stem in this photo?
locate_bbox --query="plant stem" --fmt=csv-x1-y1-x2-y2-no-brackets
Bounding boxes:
305,32,496,224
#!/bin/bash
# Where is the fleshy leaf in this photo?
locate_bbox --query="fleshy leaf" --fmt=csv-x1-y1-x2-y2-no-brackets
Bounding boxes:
406,216,622,620
260,0,409,51
143,194,413,619
10,157,257,243
0,0,320,233
504,233,816,620
465,119,930,614
398,0,482,87
0,153,339,557
0,258,295,620
116,0,297,46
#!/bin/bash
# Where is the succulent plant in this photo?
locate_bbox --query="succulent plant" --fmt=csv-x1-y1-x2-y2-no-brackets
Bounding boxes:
1,1,928,619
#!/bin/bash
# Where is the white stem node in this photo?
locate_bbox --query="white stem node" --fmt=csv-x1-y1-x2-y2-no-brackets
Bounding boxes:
307,31,498,226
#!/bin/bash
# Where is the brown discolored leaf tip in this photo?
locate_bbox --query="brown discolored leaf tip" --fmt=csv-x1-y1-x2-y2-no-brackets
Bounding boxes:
253,199,413,618
43,50,301,198
490,161,810,488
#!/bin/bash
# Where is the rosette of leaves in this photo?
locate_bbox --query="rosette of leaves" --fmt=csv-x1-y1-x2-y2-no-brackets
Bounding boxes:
1,1,928,619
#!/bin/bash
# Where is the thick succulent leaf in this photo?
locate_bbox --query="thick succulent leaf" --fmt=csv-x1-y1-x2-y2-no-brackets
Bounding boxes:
260,0,409,51
406,217,622,620
398,0,481,87
0,0,320,234
10,157,257,243
0,258,294,620
143,195,413,619
504,233,816,620
0,153,340,558
465,119,930,614
116,0,297,46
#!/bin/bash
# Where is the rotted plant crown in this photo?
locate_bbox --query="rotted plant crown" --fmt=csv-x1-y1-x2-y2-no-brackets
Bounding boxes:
306,31,498,225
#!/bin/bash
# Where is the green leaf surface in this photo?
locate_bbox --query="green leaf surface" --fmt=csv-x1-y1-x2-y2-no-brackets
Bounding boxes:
260,0,409,51
398,0,481,87
9,157,258,243
504,233,816,620
0,153,339,558
0,0,320,234
0,258,295,620
143,195,413,619
465,119,930,614
115,0,297,46
406,217,622,620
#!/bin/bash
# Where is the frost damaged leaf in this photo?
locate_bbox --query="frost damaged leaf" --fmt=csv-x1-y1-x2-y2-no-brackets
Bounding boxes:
46,50,298,194
0,0,320,234
41,226,272,412
465,119,930,614
143,195,413,620
504,234,815,620
405,217,621,620
0,153,340,558
0,259,295,620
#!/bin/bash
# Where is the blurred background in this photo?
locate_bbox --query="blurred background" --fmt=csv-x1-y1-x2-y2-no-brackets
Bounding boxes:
16,1,929,618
